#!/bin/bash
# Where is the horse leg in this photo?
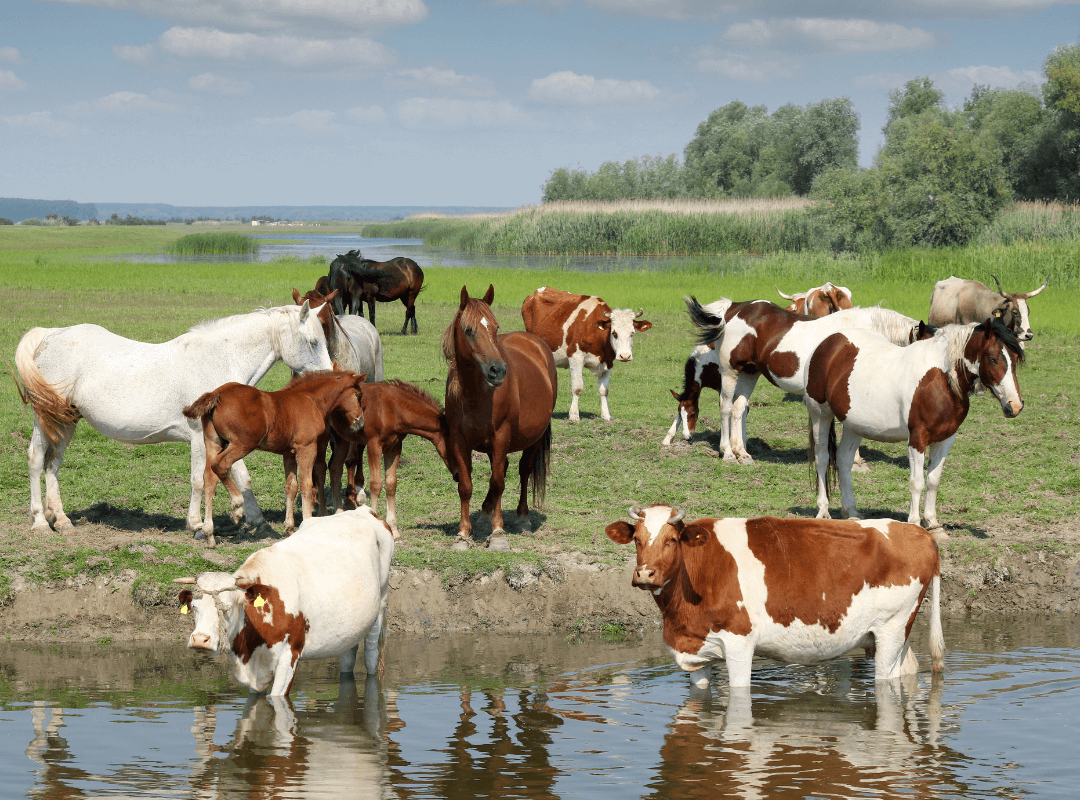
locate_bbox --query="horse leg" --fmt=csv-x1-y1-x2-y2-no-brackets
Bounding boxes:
596,365,613,422
482,448,509,546
28,420,53,534
29,417,75,534
400,297,409,336
407,298,418,335
727,373,758,465
203,435,247,548
923,436,956,536
367,297,376,326
383,443,402,540
313,433,330,516
836,427,863,520
296,446,318,525
807,402,834,519
328,433,346,512
515,441,541,533
451,445,475,547
568,351,586,422
225,458,266,528
367,440,384,515
283,453,299,534
349,440,367,508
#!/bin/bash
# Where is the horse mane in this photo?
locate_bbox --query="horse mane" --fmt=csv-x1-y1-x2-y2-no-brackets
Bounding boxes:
385,378,443,413
676,353,704,401
440,301,499,363
863,306,920,346
281,369,351,392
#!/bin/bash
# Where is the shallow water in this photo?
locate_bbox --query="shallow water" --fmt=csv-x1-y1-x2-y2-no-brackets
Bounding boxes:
1,615,1077,799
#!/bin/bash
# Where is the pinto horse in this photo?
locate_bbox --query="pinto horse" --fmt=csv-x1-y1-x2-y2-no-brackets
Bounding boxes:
12,304,333,536
443,285,557,550
333,251,425,335
685,297,934,465
324,380,450,540
182,370,367,545
662,343,724,446
805,318,1024,535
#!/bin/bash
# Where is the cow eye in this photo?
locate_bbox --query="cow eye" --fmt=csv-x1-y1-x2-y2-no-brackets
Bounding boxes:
612,331,619,339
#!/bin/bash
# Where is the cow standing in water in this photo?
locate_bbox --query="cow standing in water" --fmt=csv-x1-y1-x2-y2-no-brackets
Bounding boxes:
606,504,945,690
521,287,652,422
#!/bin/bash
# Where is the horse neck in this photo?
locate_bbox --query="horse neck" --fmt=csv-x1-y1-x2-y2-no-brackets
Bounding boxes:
183,312,281,386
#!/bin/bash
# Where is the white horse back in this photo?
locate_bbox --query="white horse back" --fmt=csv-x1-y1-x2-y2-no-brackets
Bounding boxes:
336,315,384,382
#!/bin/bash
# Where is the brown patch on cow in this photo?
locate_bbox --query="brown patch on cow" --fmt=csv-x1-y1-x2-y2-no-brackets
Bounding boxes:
907,368,968,453
230,582,308,671
522,289,616,367
805,333,857,420
745,517,939,634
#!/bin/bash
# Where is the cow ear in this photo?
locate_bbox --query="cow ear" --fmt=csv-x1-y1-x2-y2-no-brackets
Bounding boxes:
634,319,652,332
681,523,711,547
597,319,611,330
605,521,635,544
482,284,495,305
177,589,193,606
992,307,1005,319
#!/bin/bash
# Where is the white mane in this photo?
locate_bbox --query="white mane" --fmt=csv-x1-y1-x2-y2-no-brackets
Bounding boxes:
863,306,920,346
935,322,979,395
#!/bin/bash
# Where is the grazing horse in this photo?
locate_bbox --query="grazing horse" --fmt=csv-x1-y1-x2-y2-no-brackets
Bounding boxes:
183,370,367,545
12,304,333,536
325,380,450,540
685,297,934,465
805,318,1024,535
662,343,724,446
442,285,557,550
333,251,425,334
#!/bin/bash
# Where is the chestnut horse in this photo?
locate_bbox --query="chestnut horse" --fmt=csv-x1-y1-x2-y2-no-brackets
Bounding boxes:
332,251,425,335
443,285,557,550
324,380,450,540
182,370,367,546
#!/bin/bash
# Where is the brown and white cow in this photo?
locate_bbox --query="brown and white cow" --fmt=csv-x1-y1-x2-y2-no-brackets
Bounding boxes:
175,507,394,696
775,282,854,318
521,287,652,422
928,274,1048,343
606,504,945,690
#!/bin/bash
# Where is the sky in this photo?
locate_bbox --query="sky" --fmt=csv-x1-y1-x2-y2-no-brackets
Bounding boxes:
1,0,1078,208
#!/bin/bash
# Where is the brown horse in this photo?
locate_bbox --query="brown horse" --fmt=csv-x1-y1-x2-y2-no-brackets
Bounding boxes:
182,370,367,546
442,285,557,550
324,380,450,540
334,251,425,334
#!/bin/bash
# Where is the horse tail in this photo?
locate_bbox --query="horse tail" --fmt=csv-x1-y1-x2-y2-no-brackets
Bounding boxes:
183,391,220,420
529,424,552,510
13,327,81,445
684,295,727,347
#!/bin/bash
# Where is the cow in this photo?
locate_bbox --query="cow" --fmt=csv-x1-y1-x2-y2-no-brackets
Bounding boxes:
521,287,652,422
174,507,394,697
928,275,1048,343
775,282,854,318
605,504,945,690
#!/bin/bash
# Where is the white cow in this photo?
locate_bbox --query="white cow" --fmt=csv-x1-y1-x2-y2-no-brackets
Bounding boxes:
175,507,394,696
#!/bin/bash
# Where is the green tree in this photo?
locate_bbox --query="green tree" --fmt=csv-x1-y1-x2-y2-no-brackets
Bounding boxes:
964,84,1048,198
883,76,944,133
1031,43,1080,199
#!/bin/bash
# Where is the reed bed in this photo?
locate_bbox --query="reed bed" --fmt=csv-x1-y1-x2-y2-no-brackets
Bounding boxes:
976,200,1080,246
164,232,259,255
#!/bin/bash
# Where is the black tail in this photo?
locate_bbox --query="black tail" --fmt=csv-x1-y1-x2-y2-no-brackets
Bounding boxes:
684,295,727,347
529,424,552,510
808,419,838,498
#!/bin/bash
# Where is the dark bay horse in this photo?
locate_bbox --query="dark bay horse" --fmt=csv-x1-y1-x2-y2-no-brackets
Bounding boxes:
326,250,363,316
325,380,450,540
443,285,557,550
331,250,425,334
182,370,367,545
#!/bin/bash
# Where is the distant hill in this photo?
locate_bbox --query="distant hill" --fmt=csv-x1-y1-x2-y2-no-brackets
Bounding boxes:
0,197,99,222
92,203,510,221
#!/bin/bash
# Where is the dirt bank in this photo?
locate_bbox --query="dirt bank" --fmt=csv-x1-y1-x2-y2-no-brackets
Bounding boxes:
1,515,1077,645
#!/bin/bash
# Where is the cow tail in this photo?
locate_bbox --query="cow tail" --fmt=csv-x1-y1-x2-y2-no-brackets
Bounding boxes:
183,391,220,420
530,424,552,510
929,574,945,673
13,328,81,445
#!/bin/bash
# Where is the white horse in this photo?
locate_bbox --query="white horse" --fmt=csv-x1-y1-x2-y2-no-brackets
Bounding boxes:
805,319,1025,534
14,302,334,536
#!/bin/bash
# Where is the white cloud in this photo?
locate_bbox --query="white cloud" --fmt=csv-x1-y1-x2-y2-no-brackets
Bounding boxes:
2,110,62,129
189,72,251,93
88,91,180,113
399,66,489,95
345,105,387,124
396,97,528,128
529,71,660,105
0,69,27,91
0,47,26,65
115,27,398,73
942,64,1043,90
688,51,799,81
39,0,428,32
255,109,338,130
723,18,938,53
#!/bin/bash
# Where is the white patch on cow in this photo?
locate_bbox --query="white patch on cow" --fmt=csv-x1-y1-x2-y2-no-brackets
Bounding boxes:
537,286,547,293
643,505,672,547
857,519,892,539
606,308,639,362
1017,298,1032,339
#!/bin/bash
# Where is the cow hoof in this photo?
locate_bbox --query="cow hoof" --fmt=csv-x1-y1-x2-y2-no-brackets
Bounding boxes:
486,534,511,552
452,536,471,551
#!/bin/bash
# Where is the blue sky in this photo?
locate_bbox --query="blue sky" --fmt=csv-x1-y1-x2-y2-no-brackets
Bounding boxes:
1,0,1077,207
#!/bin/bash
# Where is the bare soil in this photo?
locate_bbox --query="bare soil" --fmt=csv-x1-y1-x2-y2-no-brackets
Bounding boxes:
1,514,1078,646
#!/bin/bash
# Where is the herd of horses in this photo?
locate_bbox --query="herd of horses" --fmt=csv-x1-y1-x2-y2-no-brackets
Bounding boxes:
12,265,1037,551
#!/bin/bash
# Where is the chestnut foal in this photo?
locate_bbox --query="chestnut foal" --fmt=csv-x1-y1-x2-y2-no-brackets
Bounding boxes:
183,370,366,546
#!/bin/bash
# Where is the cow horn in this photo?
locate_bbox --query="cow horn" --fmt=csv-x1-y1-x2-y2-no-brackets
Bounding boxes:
635,307,644,319
603,310,612,319
775,285,795,301
667,508,685,524
173,577,196,585
1022,274,1049,299
991,274,1006,296
628,505,644,521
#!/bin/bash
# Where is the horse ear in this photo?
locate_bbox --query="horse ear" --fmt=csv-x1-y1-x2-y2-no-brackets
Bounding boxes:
459,285,470,310
353,373,368,387
670,389,681,400
483,284,495,305
325,289,338,302
291,288,302,305
299,299,312,321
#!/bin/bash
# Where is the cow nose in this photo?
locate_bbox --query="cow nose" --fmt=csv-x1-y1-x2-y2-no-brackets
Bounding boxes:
618,353,632,362
189,632,212,651
633,567,657,586
485,362,507,386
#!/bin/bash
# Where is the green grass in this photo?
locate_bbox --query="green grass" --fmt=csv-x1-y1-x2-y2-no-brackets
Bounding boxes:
164,232,259,255
1,228,1078,605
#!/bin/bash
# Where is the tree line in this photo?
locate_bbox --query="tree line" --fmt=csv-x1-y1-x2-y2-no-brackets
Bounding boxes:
541,42,1080,249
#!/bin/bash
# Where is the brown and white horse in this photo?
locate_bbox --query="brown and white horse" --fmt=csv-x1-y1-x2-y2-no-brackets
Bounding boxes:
685,297,934,464
805,318,1024,535
662,343,724,446
442,285,557,550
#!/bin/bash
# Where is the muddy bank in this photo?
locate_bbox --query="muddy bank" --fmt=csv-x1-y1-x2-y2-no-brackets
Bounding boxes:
2,541,1078,645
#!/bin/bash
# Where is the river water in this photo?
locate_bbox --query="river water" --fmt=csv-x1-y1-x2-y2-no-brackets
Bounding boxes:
1,615,1077,799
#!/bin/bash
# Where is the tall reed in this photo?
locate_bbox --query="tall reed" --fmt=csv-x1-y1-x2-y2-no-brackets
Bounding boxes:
164,232,259,255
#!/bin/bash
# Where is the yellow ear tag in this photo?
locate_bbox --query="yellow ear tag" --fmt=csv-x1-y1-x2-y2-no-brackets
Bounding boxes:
253,595,266,608
180,605,189,615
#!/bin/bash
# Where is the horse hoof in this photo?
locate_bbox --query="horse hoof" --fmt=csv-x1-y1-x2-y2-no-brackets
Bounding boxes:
722,452,738,463
486,534,510,552
737,455,754,466
852,461,871,474
193,530,207,541
451,537,471,551
929,527,949,543
54,519,75,534
30,520,52,535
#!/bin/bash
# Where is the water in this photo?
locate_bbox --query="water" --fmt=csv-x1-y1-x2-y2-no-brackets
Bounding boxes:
1,615,1077,799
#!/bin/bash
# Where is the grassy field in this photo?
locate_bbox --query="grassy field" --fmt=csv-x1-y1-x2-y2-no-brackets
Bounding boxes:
1,226,1077,603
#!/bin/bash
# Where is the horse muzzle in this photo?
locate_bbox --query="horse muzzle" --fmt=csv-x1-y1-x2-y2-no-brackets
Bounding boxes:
1003,399,1024,418
484,362,507,387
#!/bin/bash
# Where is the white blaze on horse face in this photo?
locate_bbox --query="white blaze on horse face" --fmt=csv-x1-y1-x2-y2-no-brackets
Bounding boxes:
607,308,638,362
480,317,489,330
984,345,1024,416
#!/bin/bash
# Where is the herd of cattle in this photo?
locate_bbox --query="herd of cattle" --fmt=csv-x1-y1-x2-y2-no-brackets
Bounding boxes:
13,262,1047,697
